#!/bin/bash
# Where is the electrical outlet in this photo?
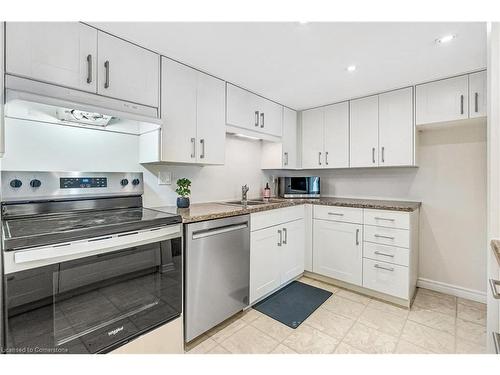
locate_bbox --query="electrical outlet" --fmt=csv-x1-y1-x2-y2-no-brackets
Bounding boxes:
158,171,172,185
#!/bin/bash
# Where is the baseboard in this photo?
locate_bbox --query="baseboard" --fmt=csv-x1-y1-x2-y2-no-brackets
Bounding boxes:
417,278,486,303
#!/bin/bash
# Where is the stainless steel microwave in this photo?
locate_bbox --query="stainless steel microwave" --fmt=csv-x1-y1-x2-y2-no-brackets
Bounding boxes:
278,177,320,198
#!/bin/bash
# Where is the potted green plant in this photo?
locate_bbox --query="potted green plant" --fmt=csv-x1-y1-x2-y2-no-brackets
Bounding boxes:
175,178,191,208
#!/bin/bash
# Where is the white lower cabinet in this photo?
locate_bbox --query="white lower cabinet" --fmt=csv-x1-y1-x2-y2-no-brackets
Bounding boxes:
310,206,419,305
250,208,305,304
313,219,363,286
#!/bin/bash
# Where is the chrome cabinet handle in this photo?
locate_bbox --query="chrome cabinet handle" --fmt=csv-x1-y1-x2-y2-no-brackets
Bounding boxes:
374,264,394,272
325,151,329,165
372,147,375,164
200,139,205,159
86,54,92,84
374,217,395,222
381,146,385,163
494,332,500,354
328,212,344,216
260,112,265,128
104,60,110,89
284,152,289,166
318,152,322,166
374,234,395,240
490,279,500,299
254,111,260,127
282,228,287,245
277,229,282,246
475,92,479,113
460,94,464,115
190,138,196,158
374,251,395,258
355,229,360,246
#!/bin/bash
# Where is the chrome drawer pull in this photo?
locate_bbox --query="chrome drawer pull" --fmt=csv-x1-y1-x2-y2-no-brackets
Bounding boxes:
374,251,395,258
355,229,360,245
374,264,394,272
374,217,395,222
494,332,500,354
282,227,288,245
489,278,500,299
328,212,344,216
254,111,260,127
277,229,282,246
374,234,395,240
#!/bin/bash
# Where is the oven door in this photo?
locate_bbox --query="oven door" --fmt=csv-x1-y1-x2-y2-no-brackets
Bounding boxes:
3,234,182,354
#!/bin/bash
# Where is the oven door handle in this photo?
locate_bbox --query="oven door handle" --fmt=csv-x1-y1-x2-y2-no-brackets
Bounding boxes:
12,225,181,266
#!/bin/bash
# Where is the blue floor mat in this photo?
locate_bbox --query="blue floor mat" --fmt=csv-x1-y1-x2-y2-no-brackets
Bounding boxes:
252,281,332,329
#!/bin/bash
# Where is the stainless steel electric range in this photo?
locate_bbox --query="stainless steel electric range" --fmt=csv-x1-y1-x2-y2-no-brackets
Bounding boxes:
1,171,183,354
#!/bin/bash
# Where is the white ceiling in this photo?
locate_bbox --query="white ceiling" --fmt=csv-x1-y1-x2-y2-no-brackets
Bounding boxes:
92,22,487,110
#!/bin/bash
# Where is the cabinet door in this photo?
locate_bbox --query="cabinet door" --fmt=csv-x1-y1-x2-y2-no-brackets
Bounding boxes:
97,32,159,107
313,220,362,285
250,226,282,304
226,83,259,131
324,102,349,168
280,219,305,284
6,22,97,92
350,95,379,168
301,108,324,168
469,71,486,119
415,75,468,125
378,87,414,166
259,97,283,137
160,58,197,163
196,72,226,165
282,108,298,169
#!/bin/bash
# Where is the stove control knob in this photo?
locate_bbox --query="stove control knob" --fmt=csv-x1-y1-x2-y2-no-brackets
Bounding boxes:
30,179,42,188
132,178,140,186
10,179,22,188
120,179,129,186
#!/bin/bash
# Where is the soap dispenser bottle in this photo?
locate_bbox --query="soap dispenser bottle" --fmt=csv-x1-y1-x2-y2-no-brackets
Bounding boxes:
263,183,271,199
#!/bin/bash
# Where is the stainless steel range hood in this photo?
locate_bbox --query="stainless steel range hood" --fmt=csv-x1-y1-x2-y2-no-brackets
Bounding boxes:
4,75,162,135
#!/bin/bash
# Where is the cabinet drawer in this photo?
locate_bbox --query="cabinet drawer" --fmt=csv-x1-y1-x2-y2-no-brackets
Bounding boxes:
363,258,409,299
313,205,363,224
364,225,409,248
363,242,409,266
251,205,304,232
364,209,410,230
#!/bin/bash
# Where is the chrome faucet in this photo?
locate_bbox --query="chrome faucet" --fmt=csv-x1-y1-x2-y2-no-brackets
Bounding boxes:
241,184,249,203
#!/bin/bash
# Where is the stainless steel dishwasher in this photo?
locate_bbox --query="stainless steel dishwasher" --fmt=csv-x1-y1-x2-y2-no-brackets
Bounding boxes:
185,215,250,342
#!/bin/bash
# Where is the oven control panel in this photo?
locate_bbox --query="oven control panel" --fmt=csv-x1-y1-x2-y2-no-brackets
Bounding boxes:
60,177,107,189
1,171,143,202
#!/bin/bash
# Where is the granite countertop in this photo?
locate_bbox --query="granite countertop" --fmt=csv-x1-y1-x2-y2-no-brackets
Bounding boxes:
152,197,421,224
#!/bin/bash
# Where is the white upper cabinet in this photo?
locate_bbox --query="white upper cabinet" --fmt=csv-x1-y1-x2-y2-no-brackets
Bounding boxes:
146,57,225,165
378,87,414,166
195,72,226,165
1,22,4,158
6,22,98,93
97,32,160,107
282,108,298,168
416,75,468,125
324,102,349,168
160,57,198,164
301,107,324,168
350,95,379,168
469,70,487,119
226,83,283,137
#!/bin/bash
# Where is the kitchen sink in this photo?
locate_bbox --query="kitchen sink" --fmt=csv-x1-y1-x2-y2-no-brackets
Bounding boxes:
221,199,273,207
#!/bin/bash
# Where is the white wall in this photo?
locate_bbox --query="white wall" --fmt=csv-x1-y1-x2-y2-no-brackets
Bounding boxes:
265,121,487,295
1,120,266,208
141,135,265,207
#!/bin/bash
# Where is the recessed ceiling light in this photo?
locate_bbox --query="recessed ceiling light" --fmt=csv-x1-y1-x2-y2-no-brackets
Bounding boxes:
346,65,356,72
436,34,456,44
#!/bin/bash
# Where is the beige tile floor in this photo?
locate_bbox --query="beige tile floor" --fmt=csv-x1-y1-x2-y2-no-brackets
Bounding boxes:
185,276,487,354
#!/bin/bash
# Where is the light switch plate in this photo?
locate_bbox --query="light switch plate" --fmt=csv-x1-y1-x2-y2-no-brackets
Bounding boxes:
158,171,172,185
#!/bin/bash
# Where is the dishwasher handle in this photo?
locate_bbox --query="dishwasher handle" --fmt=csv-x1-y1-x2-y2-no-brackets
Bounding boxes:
192,222,248,240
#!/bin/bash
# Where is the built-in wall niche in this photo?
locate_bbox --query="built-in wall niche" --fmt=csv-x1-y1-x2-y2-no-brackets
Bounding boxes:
4,93,160,136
